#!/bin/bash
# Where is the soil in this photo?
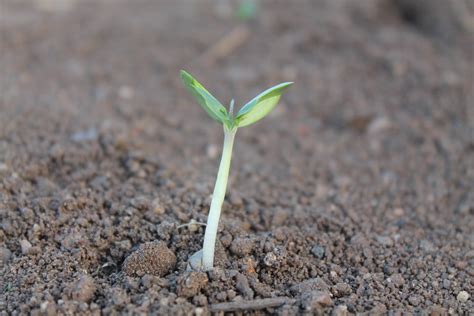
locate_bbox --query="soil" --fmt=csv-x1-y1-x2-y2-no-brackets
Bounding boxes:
1,0,473,314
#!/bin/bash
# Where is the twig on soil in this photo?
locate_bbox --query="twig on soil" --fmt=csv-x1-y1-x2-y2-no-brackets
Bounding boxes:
197,25,250,66
209,297,296,312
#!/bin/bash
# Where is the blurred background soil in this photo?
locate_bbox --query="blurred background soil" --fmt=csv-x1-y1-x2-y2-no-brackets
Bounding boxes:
1,0,473,314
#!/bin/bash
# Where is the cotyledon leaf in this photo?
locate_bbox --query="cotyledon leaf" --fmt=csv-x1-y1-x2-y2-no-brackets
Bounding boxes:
180,70,229,126
235,82,293,128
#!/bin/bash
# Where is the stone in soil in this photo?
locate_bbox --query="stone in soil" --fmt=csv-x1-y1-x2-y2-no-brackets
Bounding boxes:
20,239,32,254
122,241,176,277
176,272,208,298
456,290,470,303
311,245,325,259
0,247,12,266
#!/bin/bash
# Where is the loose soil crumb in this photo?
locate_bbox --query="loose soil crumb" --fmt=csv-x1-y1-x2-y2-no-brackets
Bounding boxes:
176,272,209,298
122,241,176,277
1,0,473,314
301,290,333,310
66,274,96,303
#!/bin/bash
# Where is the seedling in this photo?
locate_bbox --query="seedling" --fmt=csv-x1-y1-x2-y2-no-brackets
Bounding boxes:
180,70,292,271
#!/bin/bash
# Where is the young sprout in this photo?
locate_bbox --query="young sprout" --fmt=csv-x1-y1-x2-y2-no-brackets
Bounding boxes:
180,70,293,271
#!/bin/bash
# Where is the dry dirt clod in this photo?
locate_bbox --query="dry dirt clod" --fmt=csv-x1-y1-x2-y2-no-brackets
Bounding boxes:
235,273,254,299
230,237,254,257
291,278,330,295
408,294,421,306
129,196,151,210
332,305,348,316
108,287,130,306
176,272,208,298
388,273,405,287
332,282,352,297
141,274,166,289
209,297,295,313
156,221,175,241
429,305,447,316
301,291,333,310
376,235,394,247
122,241,176,277
67,274,96,303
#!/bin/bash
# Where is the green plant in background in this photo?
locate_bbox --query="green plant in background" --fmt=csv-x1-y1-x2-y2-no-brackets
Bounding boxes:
237,0,258,21
180,70,292,271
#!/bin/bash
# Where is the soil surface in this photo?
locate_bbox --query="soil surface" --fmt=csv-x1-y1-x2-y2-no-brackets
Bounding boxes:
1,0,473,314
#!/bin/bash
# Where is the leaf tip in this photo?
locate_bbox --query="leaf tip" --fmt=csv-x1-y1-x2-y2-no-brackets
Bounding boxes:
280,81,294,88
180,70,191,82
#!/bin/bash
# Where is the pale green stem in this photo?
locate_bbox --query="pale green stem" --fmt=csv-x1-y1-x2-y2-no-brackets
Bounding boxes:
202,128,236,270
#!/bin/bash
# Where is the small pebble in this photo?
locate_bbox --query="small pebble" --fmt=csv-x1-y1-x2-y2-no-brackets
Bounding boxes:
420,240,435,252
151,198,165,215
192,294,208,306
389,273,405,288
119,85,134,99
457,290,470,303
332,305,348,316
0,247,12,265
376,236,394,247
141,274,160,289
109,287,129,305
408,295,420,306
263,252,278,267
20,239,32,254
156,221,175,241
206,144,219,159
311,245,325,259
130,196,150,210
186,219,201,233
393,207,404,217
215,291,227,301
194,307,205,316
333,282,352,297
367,116,391,134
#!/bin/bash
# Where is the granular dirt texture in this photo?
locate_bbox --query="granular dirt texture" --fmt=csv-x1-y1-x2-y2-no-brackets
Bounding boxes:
122,241,176,277
1,0,473,315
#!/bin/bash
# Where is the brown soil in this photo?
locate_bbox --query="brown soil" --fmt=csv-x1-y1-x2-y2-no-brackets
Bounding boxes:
1,0,473,314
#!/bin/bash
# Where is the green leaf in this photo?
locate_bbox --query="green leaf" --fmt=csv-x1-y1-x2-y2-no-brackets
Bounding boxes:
235,82,293,127
180,70,229,126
